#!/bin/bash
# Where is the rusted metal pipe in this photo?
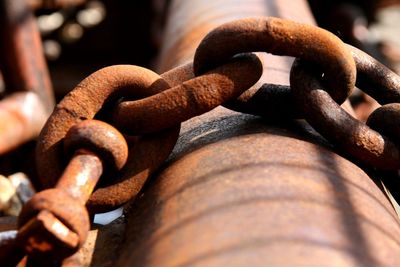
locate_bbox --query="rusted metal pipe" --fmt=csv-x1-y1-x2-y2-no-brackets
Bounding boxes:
117,0,400,266
0,0,54,112
0,0,55,154
0,92,48,155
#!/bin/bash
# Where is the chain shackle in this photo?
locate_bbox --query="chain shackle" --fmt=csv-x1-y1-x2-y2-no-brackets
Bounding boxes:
193,17,356,105
17,120,128,262
64,119,128,173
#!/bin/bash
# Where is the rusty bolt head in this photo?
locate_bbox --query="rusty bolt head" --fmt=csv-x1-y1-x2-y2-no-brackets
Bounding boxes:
17,189,90,260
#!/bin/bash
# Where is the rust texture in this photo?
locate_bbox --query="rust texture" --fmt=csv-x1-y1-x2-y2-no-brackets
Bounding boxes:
290,46,400,170
36,65,179,213
192,17,357,118
16,119,129,264
17,189,90,265
117,0,400,266
193,17,356,104
37,52,261,213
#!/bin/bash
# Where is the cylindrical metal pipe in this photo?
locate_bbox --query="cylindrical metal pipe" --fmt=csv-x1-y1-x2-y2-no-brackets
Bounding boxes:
0,0,55,113
118,0,400,266
0,92,48,155
0,0,55,155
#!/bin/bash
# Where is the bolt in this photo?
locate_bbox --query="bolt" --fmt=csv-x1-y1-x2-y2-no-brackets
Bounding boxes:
17,120,128,263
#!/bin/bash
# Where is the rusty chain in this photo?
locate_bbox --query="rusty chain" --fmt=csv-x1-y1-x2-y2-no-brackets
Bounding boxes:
4,15,400,265
15,54,261,264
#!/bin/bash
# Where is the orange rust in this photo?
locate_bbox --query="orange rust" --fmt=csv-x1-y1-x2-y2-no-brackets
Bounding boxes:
63,120,129,172
17,120,129,262
55,150,103,205
36,66,179,212
28,0,87,10
0,0,54,156
193,17,356,104
36,65,170,188
18,189,90,262
113,54,262,134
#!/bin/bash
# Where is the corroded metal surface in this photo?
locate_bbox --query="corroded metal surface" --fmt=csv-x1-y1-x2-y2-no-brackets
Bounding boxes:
16,120,129,264
291,59,400,170
18,189,89,265
290,46,400,170
36,65,178,212
37,55,261,212
113,54,262,134
193,17,356,104
117,0,400,266
350,45,400,104
28,0,87,10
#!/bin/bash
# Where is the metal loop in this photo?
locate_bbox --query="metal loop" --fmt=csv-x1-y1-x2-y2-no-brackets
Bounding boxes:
88,55,262,211
193,17,356,104
17,189,89,259
291,58,400,170
64,119,128,172
367,103,400,145
222,45,400,120
349,45,400,104
112,53,263,134
36,65,179,211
